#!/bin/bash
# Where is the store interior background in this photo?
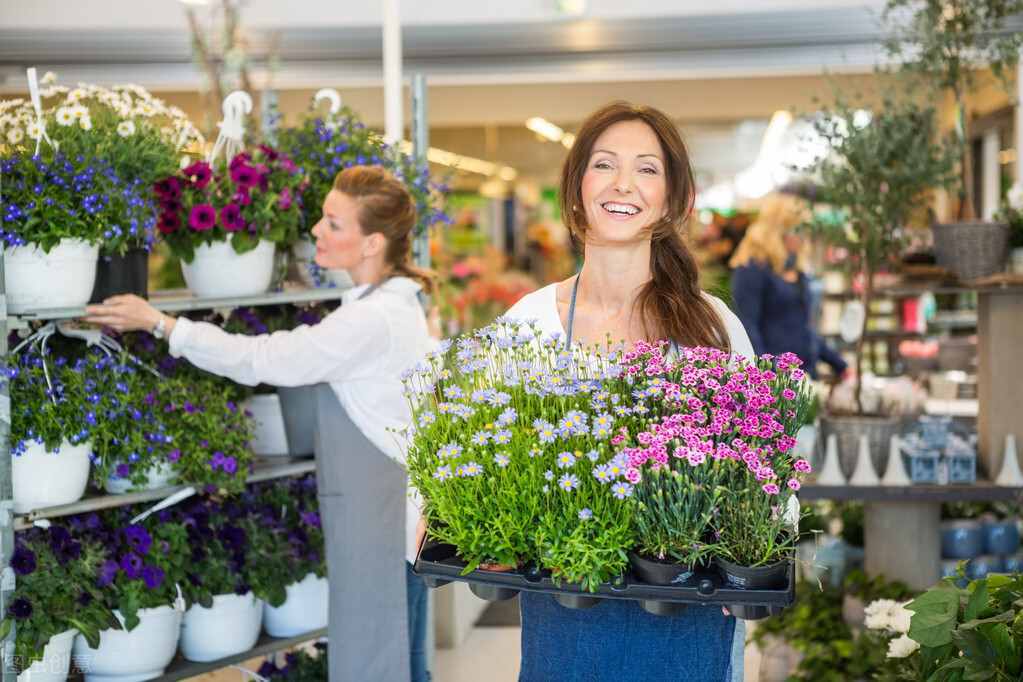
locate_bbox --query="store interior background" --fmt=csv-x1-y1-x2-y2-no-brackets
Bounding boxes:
2,1,1020,680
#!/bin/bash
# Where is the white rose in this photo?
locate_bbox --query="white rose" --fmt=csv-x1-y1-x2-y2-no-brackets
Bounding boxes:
1007,183,1023,211
889,602,913,634
6,127,24,144
886,634,920,659
864,599,899,631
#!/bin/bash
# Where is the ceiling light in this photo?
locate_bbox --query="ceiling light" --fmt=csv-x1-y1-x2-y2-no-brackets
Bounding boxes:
398,140,516,179
561,133,576,149
526,117,565,143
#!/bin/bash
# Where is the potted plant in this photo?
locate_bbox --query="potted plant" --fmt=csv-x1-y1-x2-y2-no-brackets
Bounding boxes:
0,525,113,682
70,510,186,681
803,92,956,474
4,344,94,513
277,96,447,288
0,74,203,305
256,642,328,681
155,145,305,298
883,0,1023,280
85,350,178,494
247,476,328,637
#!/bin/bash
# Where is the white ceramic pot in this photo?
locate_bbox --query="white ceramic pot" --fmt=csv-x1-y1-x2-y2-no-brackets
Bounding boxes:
17,629,76,682
12,439,91,514
103,460,178,495
1011,247,1023,275
179,592,262,662
4,239,99,311
291,240,352,289
243,394,289,456
180,239,275,298
263,573,328,637
72,605,181,682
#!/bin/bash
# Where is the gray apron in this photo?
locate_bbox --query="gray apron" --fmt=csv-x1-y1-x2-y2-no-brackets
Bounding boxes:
311,279,412,682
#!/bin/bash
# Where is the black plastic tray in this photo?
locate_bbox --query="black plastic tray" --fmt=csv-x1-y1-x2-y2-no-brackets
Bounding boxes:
413,542,795,620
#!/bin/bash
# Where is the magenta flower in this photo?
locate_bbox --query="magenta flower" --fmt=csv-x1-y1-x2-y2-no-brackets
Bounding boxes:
278,186,293,210
167,448,181,463
219,203,245,232
234,188,252,206
188,204,216,231
154,177,182,200
624,467,642,484
787,479,801,491
762,483,780,495
793,459,812,473
230,162,259,189
183,161,213,189
258,144,279,161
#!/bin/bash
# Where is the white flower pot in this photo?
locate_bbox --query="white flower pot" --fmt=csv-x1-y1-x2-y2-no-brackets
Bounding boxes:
180,239,275,299
12,439,91,514
179,592,262,662
262,573,328,637
1011,247,1023,275
291,240,352,289
103,460,178,495
17,629,76,682
243,394,289,456
4,239,99,311
72,605,181,682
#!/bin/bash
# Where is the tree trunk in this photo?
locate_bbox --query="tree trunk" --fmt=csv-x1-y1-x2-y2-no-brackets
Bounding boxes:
955,90,976,221
852,256,873,416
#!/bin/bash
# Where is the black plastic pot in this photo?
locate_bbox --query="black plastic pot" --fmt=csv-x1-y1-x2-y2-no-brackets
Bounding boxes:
469,583,519,601
714,557,790,591
628,552,700,586
89,248,148,303
640,600,687,617
725,604,785,621
554,593,602,610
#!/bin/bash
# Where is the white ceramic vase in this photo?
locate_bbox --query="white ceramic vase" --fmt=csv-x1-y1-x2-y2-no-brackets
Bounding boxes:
262,573,329,637
849,433,880,486
16,629,77,682
72,605,182,682
179,592,263,662
243,394,290,456
12,439,91,513
4,239,99,311
180,239,275,298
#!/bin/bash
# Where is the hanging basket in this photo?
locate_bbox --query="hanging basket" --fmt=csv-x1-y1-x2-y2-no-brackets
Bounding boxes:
72,605,182,682
16,629,77,682
13,439,92,514
4,239,99,311
932,221,1009,281
262,573,329,637
243,393,290,456
179,592,263,662
89,248,149,303
181,239,275,299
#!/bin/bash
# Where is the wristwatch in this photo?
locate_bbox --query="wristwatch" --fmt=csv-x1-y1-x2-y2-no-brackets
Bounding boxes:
151,315,167,340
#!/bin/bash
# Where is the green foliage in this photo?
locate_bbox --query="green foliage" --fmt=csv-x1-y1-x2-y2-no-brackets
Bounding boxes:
905,571,1023,681
634,466,723,565
257,642,328,681
1,526,115,670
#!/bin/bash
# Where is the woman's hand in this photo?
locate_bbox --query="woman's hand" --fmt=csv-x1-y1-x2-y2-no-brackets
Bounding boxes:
84,294,172,335
415,515,428,551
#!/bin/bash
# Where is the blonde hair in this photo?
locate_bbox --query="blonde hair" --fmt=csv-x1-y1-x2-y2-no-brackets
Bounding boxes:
334,165,435,294
729,193,809,273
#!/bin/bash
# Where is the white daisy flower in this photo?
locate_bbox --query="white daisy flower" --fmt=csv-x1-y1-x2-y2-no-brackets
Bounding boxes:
55,107,75,126
68,88,87,102
79,115,93,131
6,127,24,144
70,104,88,119
116,120,136,137
40,71,57,85
26,121,42,139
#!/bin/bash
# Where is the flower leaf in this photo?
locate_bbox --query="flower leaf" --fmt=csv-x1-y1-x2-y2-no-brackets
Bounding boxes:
907,587,959,647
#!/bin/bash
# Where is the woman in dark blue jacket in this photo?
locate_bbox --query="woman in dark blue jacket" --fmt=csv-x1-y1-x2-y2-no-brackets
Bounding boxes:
729,193,846,379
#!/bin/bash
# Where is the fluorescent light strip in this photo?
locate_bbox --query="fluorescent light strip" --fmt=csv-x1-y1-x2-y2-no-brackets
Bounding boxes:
398,140,516,180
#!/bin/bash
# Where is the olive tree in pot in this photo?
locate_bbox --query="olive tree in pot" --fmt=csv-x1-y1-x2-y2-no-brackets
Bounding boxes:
884,0,1023,280
802,92,956,477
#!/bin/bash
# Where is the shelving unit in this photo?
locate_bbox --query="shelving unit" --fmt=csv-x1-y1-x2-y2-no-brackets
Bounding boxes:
155,628,326,681
0,285,345,681
801,482,1022,503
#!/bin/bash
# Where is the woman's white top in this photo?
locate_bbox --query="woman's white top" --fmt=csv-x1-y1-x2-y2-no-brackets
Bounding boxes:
168,276,434,562
504,282,756,361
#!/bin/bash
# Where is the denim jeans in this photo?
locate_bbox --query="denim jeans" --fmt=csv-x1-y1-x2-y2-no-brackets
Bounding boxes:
406,562,432,682
519,592,742,681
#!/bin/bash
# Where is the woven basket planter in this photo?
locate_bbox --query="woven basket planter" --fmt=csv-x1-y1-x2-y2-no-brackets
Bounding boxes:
932,221,1009,281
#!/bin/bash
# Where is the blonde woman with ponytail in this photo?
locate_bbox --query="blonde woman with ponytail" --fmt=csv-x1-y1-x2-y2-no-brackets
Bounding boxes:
504,102,754,681
86,165,437,682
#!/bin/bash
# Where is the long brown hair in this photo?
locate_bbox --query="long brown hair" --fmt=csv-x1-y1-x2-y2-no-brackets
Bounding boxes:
333,165,435,294
560,101,730,351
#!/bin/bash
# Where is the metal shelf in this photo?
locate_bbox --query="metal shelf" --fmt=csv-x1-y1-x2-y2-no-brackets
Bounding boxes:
152,628,326,681
800,482,1022,503
8,285,346,321
14,457,315,530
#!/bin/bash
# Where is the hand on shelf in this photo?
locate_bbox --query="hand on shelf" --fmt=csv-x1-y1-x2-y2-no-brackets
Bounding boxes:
83,294,176,337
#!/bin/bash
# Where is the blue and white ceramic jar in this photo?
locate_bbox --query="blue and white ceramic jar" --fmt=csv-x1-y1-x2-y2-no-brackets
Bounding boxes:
941,520,984,559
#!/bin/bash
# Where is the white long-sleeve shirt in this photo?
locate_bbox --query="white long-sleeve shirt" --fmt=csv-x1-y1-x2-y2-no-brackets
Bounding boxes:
168,276,435,562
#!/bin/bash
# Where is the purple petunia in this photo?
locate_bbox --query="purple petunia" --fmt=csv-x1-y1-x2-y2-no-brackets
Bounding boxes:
188,204,216,231
300,511,321,528
10,546,36,576
219,202,245,232
167,448,181,463
222,456,238,474
230,162,259,189
141,565,165,590
116,463,130,478
8,598,32,620
124,525,152,556
120,552,143,579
